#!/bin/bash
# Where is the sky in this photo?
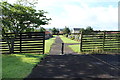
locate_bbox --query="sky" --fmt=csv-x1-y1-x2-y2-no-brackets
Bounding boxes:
7,0,119,31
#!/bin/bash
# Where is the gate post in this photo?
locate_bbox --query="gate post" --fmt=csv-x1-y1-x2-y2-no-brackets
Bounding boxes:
80,31,83,52
103,31,106,51
61,43,64,54
43,32,45,54
20,33,22,53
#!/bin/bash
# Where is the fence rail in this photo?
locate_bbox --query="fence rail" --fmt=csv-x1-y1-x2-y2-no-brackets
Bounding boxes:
80,31,120,53
1,32,45,54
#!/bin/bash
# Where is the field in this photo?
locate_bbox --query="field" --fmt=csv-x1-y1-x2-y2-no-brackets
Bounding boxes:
2,53,46,78
60,36,79,43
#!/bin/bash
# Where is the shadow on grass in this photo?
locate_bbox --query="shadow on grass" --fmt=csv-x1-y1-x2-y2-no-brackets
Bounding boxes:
25,54,120,79
2,53,46,79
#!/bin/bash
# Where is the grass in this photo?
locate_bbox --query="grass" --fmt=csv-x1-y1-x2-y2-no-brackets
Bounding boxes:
45,37,56,53
2,53,46,78
60,36,79,43
68,45,80,53
2,36,56,79
59,35,80,53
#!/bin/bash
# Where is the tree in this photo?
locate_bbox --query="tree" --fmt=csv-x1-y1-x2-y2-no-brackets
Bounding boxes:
51,27,59,35
1,2,51,33
85,26,94,34
86,26,93,31
25,27,35,32
1,1,51,53
79,26,94,34
39,27,46,32
79,28,86,34
63,27,70,34
80,26,93,34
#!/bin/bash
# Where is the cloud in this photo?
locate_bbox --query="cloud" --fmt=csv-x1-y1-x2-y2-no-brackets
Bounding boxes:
41,0,118,30
6,0,118,30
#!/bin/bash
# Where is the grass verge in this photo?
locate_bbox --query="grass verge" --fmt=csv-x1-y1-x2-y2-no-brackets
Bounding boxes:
2,53,46,79
45,37,56,53
60,36,79,43
68,45,80,53
60,35,80,53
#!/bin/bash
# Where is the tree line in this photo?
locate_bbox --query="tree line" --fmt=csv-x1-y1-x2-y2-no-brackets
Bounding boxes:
37,26,94,35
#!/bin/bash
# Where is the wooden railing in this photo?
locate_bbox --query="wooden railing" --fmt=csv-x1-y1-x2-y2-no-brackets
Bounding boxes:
80,31,120,53
1,32,45,54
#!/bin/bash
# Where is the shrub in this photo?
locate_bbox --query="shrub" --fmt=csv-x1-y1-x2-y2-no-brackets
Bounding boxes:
71,37,75,40
65,34,68,37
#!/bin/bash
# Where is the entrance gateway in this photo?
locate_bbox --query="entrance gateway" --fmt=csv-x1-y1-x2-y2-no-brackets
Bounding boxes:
2,32,45,54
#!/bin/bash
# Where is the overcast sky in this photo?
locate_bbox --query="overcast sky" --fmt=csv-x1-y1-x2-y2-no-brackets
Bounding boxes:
7,0,119,30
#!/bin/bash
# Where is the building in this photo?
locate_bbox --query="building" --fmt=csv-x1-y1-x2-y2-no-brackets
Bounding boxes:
59,29,64,34
72,28,81,34
45,31,53,39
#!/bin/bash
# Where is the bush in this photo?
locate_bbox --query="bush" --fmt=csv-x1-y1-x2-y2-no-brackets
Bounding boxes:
70,37,75,40
75,35,80,40
65,34,68,37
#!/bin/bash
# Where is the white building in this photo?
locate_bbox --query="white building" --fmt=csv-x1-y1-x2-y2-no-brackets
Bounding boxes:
72,28,81,34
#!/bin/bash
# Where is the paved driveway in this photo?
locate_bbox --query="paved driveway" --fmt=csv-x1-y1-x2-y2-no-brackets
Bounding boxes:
25,36,120,79
25,54,120,79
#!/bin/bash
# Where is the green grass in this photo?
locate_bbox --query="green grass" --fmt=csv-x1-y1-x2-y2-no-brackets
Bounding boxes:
45,37,56,53
2,36,56,79
69,45,80,53
60,36,79,43
2,53,46,78
53,35,57,37
59,36,80,53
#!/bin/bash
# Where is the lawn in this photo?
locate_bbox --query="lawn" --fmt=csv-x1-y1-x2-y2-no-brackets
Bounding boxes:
68,45,80,53
2,53,46,79
60,36,79,43
59,35,80,53
2,36,56,79
45,36,56,53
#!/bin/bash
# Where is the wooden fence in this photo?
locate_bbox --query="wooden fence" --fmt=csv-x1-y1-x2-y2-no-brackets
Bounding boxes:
80,31,120,53
1,32,45,54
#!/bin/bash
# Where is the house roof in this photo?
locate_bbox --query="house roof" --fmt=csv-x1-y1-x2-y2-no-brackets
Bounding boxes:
73,28,81,31
45,31,51,34
60,29,63,31
107,32,120,34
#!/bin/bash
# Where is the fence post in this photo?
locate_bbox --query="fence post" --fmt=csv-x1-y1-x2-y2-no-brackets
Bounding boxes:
20,33,22,53
80,31,83,52
103,31,106,51
43,32,45,54
62,43,64,54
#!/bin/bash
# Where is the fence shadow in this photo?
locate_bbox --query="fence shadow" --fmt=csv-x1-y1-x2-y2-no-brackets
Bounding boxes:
25,54,120,79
